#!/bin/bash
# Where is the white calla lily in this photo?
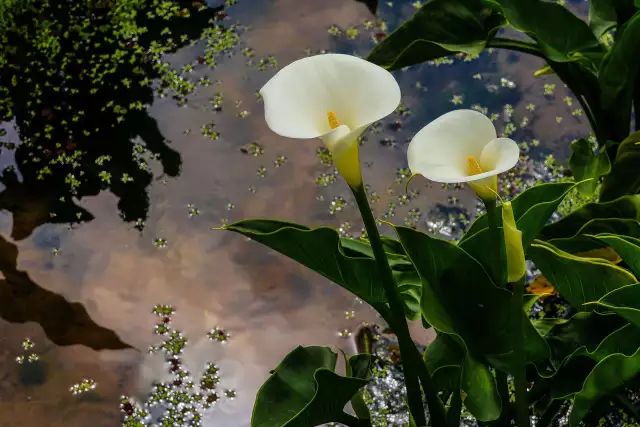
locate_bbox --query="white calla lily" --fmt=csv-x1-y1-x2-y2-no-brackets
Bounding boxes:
260,53,401,188
407,109,520,200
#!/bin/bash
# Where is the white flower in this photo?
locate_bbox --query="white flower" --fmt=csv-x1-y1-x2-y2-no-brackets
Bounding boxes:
407,109,520,199
260,53,401,187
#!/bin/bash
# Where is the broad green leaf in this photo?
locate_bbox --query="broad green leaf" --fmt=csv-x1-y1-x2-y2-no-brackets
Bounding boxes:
345,353,374,420
528,240,637,309
424,332,464,392
568,138,610,194
592,234,640,276
591,284,640,327
223,220,386,305
490,0,603,65
569,347,640,426
340,237,422,320
589,0,637,37
598,14,640,144
394,226,549,368
460,353,501,421
589,0,619,37
424,333,501,422
574,218,640,237
600,130,640,201
461,181,576,245
540,195,640,239
252,346,371,427
544,312,627,365
590,323,640,360
367,0,504,70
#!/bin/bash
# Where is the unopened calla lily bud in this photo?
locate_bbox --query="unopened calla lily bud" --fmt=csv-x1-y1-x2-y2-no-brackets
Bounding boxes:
502,201,526,283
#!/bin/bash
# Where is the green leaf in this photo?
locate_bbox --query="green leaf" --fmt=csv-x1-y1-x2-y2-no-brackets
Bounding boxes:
592,234,640,276
340,237,423,320
367,0,504,70
589,0,619,37
569,138,610,194
545,312,628,365
460,353,502,421
600,130,640,201
490,0,603,65
590,322,640,360
345,353,374,420
591,284,640,327
569,347,640,426
394,226,549,367
598,13,640,143
528,240,637,310
461,181,576,245
540,195,640,240
574,218,640,237
251,346,371,427
424,333,501,421
223,220,386,305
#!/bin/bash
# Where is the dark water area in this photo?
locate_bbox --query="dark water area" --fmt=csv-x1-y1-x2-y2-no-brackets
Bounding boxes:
0,0,590,425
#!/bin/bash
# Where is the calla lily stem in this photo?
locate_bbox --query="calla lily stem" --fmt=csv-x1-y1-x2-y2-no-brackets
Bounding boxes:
352,184,447,427
510,276,530,427
483,199,529,427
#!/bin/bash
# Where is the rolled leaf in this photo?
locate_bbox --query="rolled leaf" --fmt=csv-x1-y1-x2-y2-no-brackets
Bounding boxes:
461,181,576,245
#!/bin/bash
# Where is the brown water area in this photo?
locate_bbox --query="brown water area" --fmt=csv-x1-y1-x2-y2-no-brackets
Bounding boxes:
0,0,590,425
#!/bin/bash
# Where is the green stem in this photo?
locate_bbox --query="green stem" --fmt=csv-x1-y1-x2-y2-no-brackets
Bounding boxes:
352,184,446,427
511,277,530,427
634,83,640,132
483,198,529,426
494,371,511,427
483,199,504,286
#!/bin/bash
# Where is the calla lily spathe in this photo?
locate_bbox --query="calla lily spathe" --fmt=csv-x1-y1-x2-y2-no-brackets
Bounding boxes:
407,109,520,200
260,53,401,188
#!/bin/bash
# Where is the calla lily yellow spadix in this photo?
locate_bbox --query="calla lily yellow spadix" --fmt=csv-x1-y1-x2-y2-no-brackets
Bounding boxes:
259,54,401,188
407,109,520,200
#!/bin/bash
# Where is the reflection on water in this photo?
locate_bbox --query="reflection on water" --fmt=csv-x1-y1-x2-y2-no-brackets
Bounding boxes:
0,0,589,425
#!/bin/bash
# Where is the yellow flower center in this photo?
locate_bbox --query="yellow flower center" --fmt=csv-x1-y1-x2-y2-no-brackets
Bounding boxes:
466,155,484,175
466,155,497,201
327,111,341,129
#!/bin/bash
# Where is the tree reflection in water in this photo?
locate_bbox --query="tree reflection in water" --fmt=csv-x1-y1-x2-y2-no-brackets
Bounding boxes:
0,0,234,349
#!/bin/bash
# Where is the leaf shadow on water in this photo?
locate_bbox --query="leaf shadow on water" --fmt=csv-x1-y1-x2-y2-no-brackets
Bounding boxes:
0,233,132,350
0,0,228,350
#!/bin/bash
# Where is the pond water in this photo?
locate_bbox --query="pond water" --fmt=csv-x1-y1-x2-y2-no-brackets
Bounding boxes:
0,0,590,425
